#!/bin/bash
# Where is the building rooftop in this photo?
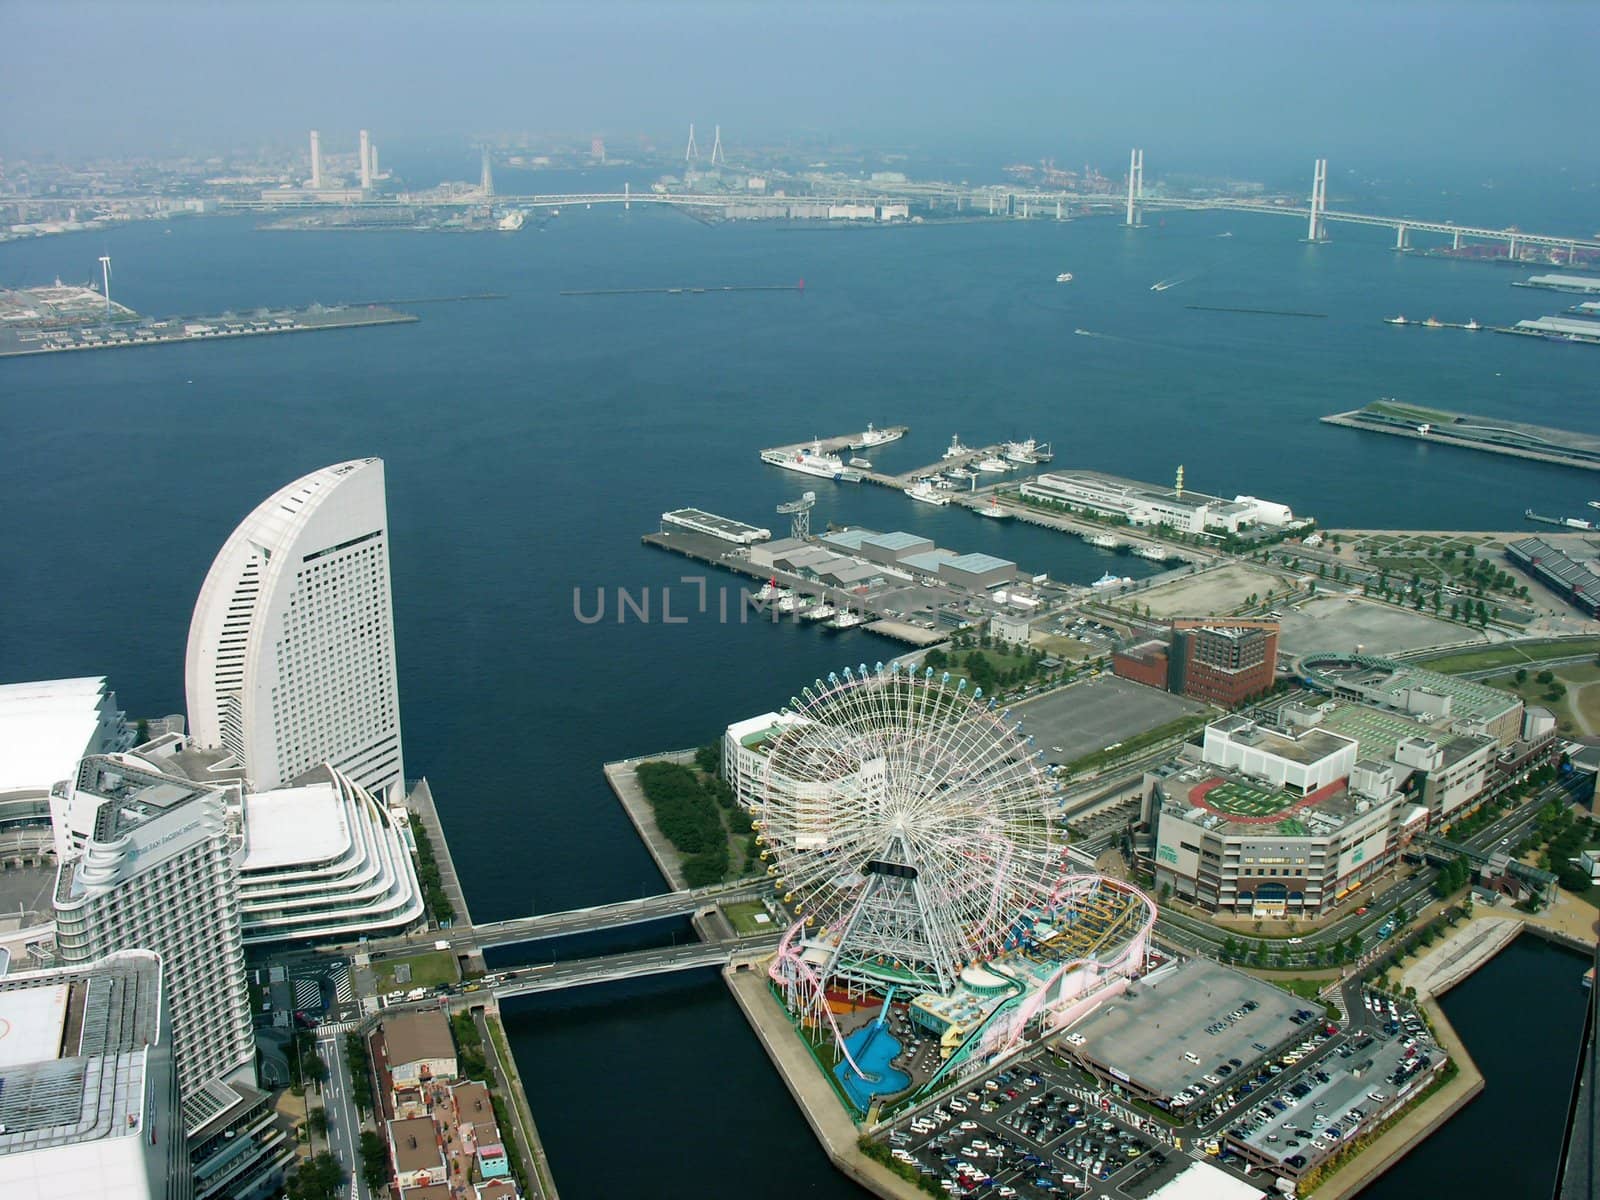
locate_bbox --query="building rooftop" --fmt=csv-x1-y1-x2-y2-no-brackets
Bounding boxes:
239,782,351,870
0,950,163,1159
862,531,934,552
1161,763,1369,836
943,551,1016,575
901,550,960,575
384,1009,455,1069
1067,959,1304,1101
1212,715,1355,767
389,1115,443,1173
0,676,123,795
70,754,217,845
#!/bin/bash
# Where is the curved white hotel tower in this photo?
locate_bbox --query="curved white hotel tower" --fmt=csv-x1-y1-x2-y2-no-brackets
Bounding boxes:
186,458,405,800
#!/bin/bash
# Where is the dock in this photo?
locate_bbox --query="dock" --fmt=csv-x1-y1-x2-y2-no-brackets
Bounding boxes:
761,425,911,458
0,302,418,359
1321,401,1600,472
561,283,804,296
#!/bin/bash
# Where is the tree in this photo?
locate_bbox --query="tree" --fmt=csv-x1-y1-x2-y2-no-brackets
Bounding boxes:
693,744,720,775
304,1047,329,1086
1221,935,1239,962
135,717,150,744
306,1106,329,1136
1537,669,1555,686
360,1130,391,1192
1516,668,1529,685
287,1154,344,1200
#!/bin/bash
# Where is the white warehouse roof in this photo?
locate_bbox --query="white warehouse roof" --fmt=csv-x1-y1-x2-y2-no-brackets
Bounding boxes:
0,677,123,794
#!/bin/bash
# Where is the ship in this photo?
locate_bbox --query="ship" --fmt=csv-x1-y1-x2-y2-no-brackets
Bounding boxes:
945,467,976,481
799,602,836,622
825,610,866,630
1086,532,1120,549
943,435,972,459
1090,571,1128,589
1056,272,1074,283
974,497,1013,520
1385,315,1409,325
848,457,873,470
1004,438,1053,464
760,440,863,482
849,423,905,450
908,481,953,506
496,210,526,231
1133,544,1169,561
1464,319,1482,331
1423,317,1443,329
975,456,1010,472
750,579,791,604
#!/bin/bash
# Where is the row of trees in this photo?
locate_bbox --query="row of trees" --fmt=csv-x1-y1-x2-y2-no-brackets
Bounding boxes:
409,819,455,924
1217,932,1364,969
345,1032,373,1112
1431,856,1473,900
636,760,733,885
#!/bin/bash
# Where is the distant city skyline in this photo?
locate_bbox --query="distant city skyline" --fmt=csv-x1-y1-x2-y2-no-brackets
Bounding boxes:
2,1,1595,175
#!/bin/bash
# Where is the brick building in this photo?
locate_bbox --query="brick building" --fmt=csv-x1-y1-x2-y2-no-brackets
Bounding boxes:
1112,619,1279,706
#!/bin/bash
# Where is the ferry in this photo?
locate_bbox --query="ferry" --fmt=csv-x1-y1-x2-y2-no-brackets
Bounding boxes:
975,497,1013,520
975,456,1010,473
943,435,972,459
1385,315,1410,325
849,423,905,450
760,440,863,482
1056,272,1074,283
825,610,867,630
908,481,953,506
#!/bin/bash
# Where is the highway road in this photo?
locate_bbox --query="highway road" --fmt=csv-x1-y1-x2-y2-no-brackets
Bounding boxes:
319,1030,370,1200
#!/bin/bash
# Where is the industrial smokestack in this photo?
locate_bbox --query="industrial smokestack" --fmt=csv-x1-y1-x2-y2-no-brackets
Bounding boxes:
369,141,379,180
480,146,493,198
359,129,371,189
309,130,322,189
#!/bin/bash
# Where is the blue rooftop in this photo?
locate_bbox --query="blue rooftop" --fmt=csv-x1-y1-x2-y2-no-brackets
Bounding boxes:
901,550,959,574
821,529,872,550
945,552,1016,573
863,531,933,551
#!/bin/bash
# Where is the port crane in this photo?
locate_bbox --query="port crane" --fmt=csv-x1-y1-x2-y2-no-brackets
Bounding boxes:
776,491,815,541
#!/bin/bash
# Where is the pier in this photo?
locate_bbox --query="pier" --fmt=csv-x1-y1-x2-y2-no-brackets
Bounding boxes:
560,282,804,296
1321,401,1600,473
0,302,417,359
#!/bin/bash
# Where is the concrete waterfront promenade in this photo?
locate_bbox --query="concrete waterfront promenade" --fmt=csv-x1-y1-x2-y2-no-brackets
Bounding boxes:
407,776,474,928
726,965,926,1200
603,750,698,890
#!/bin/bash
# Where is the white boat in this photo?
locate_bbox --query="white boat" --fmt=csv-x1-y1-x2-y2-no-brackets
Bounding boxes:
1464,319,1482,331
1056,272,1074,283
908,481,953,506
496,210,526,231
799,602,836,622
1385,315,1409,325
776,594,803,614
974,497,1012,520
848,457,873,470
1004,438,1052,464
1133,544,1169,561
750,579,792,604
946,467,975,481
943,435,972,459
1086,532,1120,549
1090,571,1127,590
975,456,1010,473
849,423,904,450
826,610,866,630
760,439,862,482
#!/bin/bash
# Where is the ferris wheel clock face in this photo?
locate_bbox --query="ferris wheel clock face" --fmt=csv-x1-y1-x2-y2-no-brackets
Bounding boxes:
756,663,1067,990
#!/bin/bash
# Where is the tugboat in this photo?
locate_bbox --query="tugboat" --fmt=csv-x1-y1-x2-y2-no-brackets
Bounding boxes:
1056,272,1074,283
1385,315,1410,325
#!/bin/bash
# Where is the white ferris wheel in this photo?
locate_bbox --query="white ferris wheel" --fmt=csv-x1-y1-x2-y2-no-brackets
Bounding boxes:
758,662,1068,999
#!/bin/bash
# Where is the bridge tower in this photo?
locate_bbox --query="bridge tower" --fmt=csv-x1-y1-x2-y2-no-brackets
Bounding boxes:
1124,148,1144,227
1306,158,1328,242
777,491,816,541
684,123,699,164
481,146,494,199
710,125,726,166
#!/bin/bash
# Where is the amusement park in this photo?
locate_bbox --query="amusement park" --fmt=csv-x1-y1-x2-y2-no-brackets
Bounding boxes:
748,663,1158,1121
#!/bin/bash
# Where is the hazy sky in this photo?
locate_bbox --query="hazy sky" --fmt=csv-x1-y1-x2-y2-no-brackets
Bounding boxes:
3,1,1594,174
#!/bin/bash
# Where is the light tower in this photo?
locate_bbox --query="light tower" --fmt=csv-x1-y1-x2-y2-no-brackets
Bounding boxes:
1124,148,1144,227
710,124,725,166
480,146,494,198
309,129,322,189
777,491,815,541
359,129,372,189
98,255,111,318
1307,158,1328,242
684,123,699,164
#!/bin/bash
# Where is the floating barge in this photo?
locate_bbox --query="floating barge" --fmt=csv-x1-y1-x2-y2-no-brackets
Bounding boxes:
1321,401,1600,473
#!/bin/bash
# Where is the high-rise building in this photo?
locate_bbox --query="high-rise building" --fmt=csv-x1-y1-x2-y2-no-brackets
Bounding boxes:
0,949,191,1200
53,754,255,1095
185,458,405,801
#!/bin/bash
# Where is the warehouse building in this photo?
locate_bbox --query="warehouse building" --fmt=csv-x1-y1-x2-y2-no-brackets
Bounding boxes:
1506,537,1600,617
1020,471,1300,535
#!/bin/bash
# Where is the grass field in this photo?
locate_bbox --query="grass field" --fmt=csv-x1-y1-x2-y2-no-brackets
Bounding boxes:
1203,780,1297,818
1423,639,1600,675
723,899,777,936
1482,661,1600,734
375,950,458,993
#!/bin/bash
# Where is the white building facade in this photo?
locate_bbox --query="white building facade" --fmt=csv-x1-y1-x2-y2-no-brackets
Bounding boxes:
53,755,255,1094
185,458,405,801
235,765,424,946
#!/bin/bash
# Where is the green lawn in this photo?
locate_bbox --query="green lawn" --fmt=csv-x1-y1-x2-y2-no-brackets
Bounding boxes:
723,899,778,936
1422,639,1600,675
374,950,458,994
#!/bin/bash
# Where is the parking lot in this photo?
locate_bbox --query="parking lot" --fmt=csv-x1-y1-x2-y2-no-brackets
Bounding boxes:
1275,595,1476,659
1016,675,1210,766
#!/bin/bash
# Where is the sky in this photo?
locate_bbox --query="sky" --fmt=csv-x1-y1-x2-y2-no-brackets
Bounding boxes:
2,1,1595,177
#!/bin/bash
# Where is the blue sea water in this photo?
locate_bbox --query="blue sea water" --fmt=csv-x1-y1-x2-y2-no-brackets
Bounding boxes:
2,182,1596,1198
